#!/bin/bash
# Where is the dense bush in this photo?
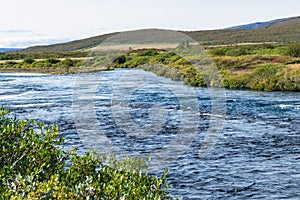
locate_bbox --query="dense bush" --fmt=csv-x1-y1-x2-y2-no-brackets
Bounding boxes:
154,52,176,64
285,44,300,57
136,49,159,57
115,55,126,64
221,64,299,91
123,56,150,68
47,58,60,65
23,57,35,64
61,58,76,67
0,53,11,60
209,46,255,57
0,106,171,199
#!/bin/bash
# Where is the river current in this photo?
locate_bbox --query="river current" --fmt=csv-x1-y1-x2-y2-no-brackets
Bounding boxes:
0,69,299,199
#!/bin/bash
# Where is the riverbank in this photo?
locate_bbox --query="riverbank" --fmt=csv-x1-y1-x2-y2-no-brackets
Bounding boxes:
108,44,299,91
1,43,299,91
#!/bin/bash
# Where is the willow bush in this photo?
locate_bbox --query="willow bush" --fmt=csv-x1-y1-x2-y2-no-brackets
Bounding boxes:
285,44,300,57
0,106,171,199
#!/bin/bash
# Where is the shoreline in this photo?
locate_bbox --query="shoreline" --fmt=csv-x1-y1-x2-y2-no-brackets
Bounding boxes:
1,67,299,92
1,44,299,92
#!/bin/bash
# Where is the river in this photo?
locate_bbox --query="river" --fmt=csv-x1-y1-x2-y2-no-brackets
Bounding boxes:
0,69,299,199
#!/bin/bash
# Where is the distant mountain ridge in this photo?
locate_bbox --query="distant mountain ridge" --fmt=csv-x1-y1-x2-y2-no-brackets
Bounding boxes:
18,16,300,53
225,17,292,30
0,48,23,52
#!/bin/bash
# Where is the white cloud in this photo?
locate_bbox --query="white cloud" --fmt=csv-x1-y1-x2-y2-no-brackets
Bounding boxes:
0,0,299,47
0,30,32,33
0,36,72,48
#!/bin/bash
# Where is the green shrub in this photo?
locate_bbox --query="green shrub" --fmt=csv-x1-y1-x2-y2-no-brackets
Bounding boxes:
115,55,127,64
209,47,228,56
155,52,176,64
0,106,171,199
23,57,35,64
209,44,285,57
0,53,7,60
62,58,75,66
222,76,248,89
126,56,149,68
252,64,279,77
47,57,60,64
137,49,158,57
285,44,300,57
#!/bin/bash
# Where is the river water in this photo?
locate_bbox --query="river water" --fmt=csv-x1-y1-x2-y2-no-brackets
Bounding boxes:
0,69,299,199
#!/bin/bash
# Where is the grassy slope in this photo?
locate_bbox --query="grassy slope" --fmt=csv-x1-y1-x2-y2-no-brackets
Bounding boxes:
17,17,300,53
184,17,300,45
19,32,117,53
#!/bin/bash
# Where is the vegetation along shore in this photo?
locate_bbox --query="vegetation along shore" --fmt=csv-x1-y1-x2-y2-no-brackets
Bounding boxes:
1,17,300,91
0,43,299,91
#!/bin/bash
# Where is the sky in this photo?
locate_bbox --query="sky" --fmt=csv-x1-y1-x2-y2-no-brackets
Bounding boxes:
0,0,299,48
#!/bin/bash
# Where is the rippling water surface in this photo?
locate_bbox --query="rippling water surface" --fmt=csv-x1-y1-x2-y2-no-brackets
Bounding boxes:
0,69,299,199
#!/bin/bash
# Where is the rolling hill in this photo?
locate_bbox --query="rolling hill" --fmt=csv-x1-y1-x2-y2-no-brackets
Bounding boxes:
19,16,300,53
184,16,300,45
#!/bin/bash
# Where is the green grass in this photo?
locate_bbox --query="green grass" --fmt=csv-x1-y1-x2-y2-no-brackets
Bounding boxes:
0,58,83,74
207,43,288,56
1,44,299,91
0,51,89,60
109,45,300,91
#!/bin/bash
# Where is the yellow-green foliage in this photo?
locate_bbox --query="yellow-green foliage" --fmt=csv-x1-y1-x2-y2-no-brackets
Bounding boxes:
222,64,300,91
208,43,288,57
1,44,299,91
111,45,300,91
0,58,83,74
285,44,300,57
0,106,171,199
0,51,89,60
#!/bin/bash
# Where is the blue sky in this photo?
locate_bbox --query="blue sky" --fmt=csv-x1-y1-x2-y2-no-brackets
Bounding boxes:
1,0,299,48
